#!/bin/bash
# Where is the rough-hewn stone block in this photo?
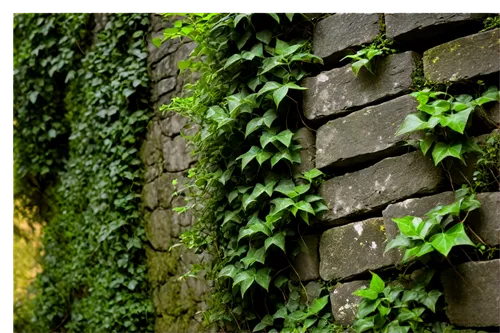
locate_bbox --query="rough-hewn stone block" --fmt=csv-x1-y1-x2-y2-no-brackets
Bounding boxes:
161,111,189,137
153,77,177,101
145,208,172,251
330,280,369,325
319,218,397,281
142,182,159,210
303,51,420,120
148,32,180,66
154,172,186,208
313,14,380,64
423,29,500,83
291,128,315,179
151,42,196,82
441,259,500,327
316,95,419,169
291,235,320,282
386,14,487,46
162,136,196,172
471,192,500,246
318,151,443,225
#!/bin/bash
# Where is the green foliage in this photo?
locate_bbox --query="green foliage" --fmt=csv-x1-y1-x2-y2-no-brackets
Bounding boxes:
157,13,332,332
14,14,153,332
473,131,500,192
385,186,480,263
396,86,500,165
352,271,443,333
481,15,500,31
341,36,396,77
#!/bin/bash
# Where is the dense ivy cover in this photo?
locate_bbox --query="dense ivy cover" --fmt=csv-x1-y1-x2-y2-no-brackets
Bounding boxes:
14,14,154,332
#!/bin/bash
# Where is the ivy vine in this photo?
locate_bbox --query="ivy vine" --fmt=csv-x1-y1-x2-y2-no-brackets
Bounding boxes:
14,14,154,332
156,13,342,332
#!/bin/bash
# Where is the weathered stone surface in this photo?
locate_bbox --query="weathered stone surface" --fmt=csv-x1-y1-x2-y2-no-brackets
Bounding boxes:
153,77,177,101
291,235,320,281
318,151,443,225
470,192,500,246
142,182,159,210
423,29,500,83
386,14,487,45
330,280,369,325
146,208,172,251
291,128,315,178
303,281,322,305
313,14,380,64
441,259,500,327
170,196,194,238
162,135,196,172
140,138,161,166
151,42,196,82
319,218,397,281
155,172,186,208
145,245,177,286
303,51,420,120
144,163,160,183
316,95,419,169
161,111,189,136
148,31,180,66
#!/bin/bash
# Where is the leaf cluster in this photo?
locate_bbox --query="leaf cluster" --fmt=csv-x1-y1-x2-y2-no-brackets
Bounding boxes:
352,271,442,333
341,36,396,77
473,131,500,192
385,186,480,263
396,86,500,166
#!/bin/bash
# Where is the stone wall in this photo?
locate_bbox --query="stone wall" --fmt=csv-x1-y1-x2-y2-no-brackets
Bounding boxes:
296,13,500,330
141,14,211,333
141,13,500,332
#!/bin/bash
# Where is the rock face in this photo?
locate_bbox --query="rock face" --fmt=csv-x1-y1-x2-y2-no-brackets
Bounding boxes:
316,95,419,169
291,235,320,281
291,128,315,178
385,14,487,46
441,260,500,327
470,192,500,246
303,51,420,120
330,280,369,325
318,151,443,225
146,209,172,251
423,29,500,83
313,14,380,64
162,135,196,172
319,218,397,281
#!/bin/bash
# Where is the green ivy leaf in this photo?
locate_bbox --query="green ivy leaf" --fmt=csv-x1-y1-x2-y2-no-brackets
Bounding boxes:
369,272,385,294
218,265,238,279
237,146,261,170
273,85,289,107
241,246,266,268
308,295,329,315
441,108,473,134
431,142,463,166
420,289,442,313
256,30,272,45
264,232,286,252
233,268,256,297
396,114,428,136
430,223,474,256
275,129,294,147
268,13,280,23
255,268,272,291
353,288,379,300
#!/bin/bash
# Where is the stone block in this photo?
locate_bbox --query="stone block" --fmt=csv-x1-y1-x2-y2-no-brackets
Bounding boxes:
162,135,196,172
330,280,369,325
161,111,189,137
147,31,180,66
145,208,172,251
423,29,500,83
152,77,177,102
140,139,161,166
319,218,397,281
313,14,380,65
386,14,487,46
316,94,419,169
154,171,186,208
291,235,320,282
142,182,158,210
318,151,443,225
303,51,420,120
291,128,315,179
441,259,500,327
144,163,160,183
470,192,500,246
145,245,177,286
151,42,196,82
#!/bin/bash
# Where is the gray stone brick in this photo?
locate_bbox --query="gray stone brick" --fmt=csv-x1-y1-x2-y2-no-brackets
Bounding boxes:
330,280,369,325
291,127,315,179
145,208,172,251
162,135,196,172
291,235,320,282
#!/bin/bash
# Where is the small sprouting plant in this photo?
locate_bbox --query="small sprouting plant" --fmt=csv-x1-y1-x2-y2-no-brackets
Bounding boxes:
352,271,442,333
341,37,396,77
396,86,500,166
481,15,500,31
385,186,480,263
473,131,500,192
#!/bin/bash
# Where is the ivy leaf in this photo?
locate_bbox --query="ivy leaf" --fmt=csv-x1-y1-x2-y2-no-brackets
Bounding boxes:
260,129,277,148
396,114,428,136
302,168,323,181
430,223,474,256
402,242,434,263
267,12,280,24
273,275,288,289
245,117,264,137
237,146,261,170
241,246,266,268
294,201,315,215
474,86,500,105
442,108,473,134
260,57,284,75
236,31,252,50
353,288,379,300
249,43,264,58
392,216,421,239
255,268,272,291
285,13,294,22
152,37,162,48
224,54,242,68
384,234,411,254
257,81,281,96
271,197,295,214
352,314,376,331
305,194,323,203
218,265,238,279
271,149,294,167
421,290,442,313
274,179,296,197
123,88,134,97
273,85,289,107
369,272,385,293
256,150,273,166
351,58,370,76
262,109,277,127
256,30,272,45
233,268,256,297
264,232,286,252
275,130,294,147
127,280,138,290
308,295,329,315
273,306,287,319
431,142,463,166
356,299,381,319
420,134,436,156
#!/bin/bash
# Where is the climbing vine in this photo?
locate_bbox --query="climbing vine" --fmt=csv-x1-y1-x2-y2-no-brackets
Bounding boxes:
14,14,154,332
157,13,341,332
